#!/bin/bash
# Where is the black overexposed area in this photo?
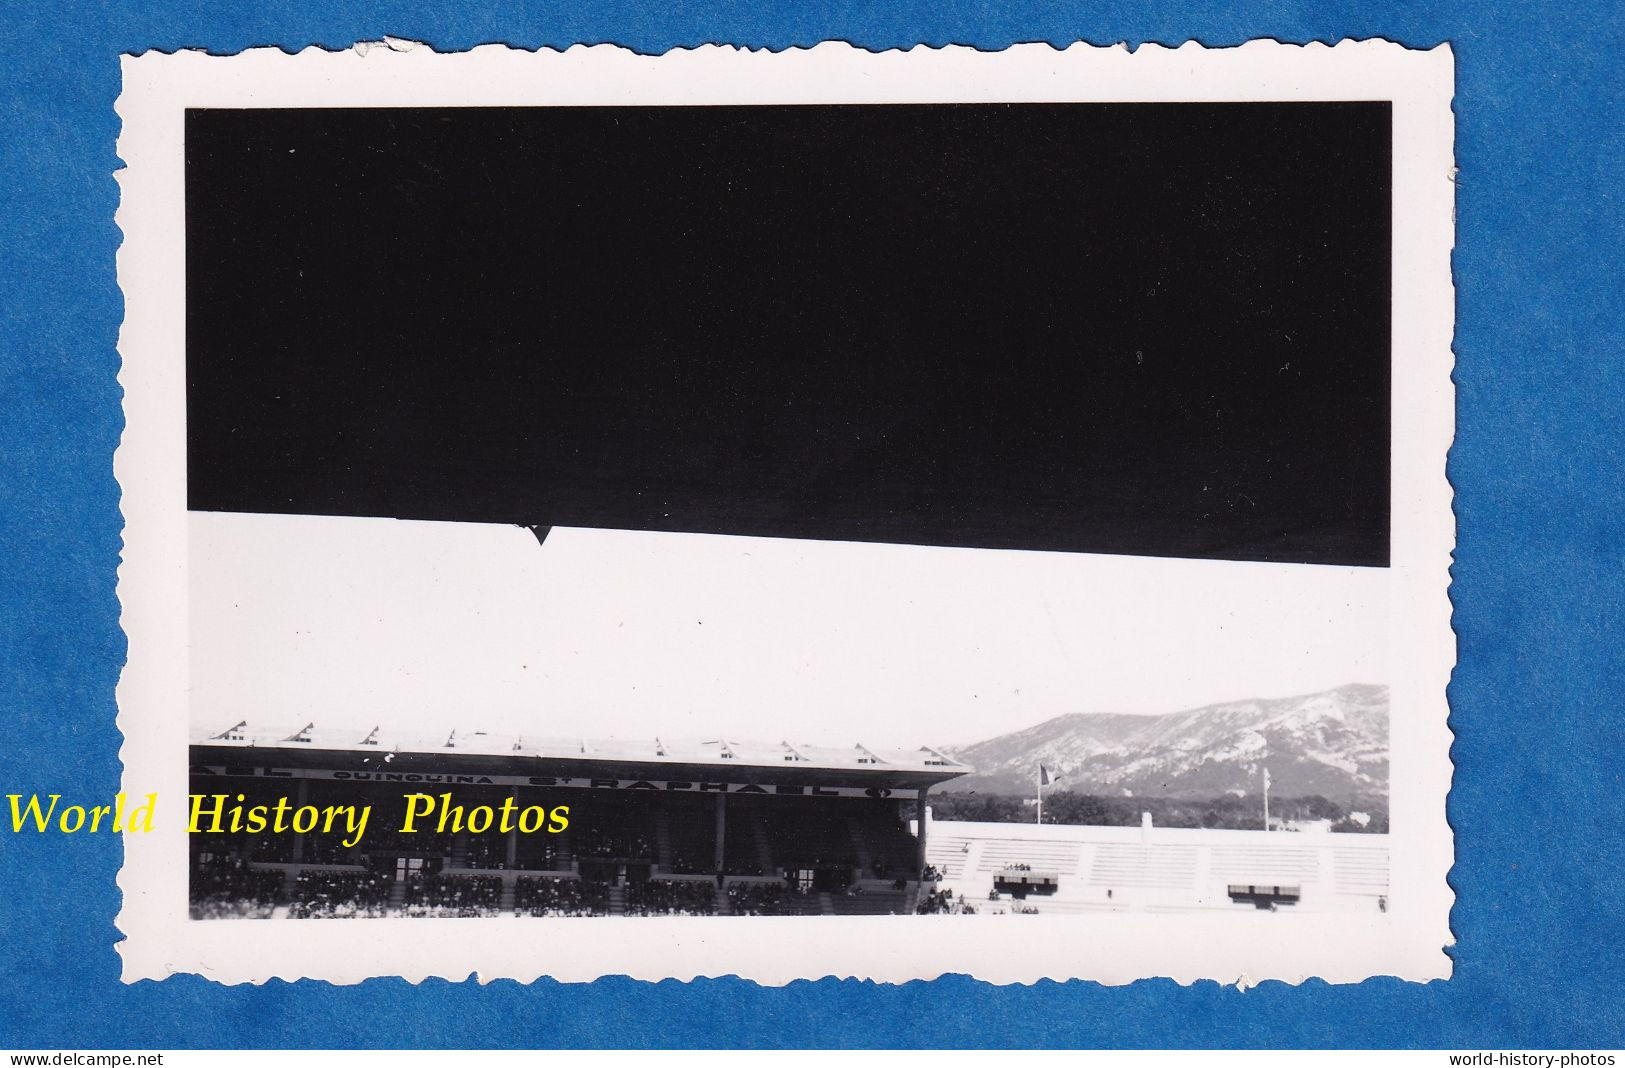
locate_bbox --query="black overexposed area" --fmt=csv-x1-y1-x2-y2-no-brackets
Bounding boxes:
186,103,1390,565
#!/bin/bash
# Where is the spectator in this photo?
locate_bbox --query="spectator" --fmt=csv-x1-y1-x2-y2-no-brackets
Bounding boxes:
403,873,503,918
189,857,283,919
624,879,717,916
514,876,609,917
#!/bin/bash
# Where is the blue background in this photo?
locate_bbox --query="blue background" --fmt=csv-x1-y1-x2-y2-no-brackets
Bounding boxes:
1,0,1622,1050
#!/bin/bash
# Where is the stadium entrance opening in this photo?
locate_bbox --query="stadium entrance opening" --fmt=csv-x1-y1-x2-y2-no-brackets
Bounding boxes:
386,856,443,881
790,867,850,892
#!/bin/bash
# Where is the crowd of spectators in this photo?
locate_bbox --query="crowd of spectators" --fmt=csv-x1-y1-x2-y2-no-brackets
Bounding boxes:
777,848,856,876
725,882,787,916
513,836,568,872
189,859,284,919
402,873,503,917
763,810,862,880
665,811,716,874
191,833,238,866
623,879,717,916
863,827,922,879
248,833,294,863
577,826,653,860
667,849,711,874
368,827,449,855
916,888,977,915
463,833,506,870
302,835,354,866
287,869,392,918
513,875,609,917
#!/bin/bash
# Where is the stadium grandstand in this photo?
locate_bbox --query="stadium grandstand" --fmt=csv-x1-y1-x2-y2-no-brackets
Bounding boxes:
189,722,968,919
189,723,1389,920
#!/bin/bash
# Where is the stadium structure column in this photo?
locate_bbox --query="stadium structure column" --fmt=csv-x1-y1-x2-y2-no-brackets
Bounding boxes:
291,776,308,863
505,786,519,870
713,793,726,873
916,786,930,879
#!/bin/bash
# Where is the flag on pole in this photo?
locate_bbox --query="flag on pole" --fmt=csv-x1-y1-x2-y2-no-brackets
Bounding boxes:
1262,767,1271,790
1039,765,1054,786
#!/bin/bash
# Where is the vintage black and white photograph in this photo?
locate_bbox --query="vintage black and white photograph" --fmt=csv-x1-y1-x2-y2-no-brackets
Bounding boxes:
114,40,1455,985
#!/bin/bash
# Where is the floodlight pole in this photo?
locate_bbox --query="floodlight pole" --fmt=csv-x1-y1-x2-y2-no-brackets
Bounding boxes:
1262,746,1271,832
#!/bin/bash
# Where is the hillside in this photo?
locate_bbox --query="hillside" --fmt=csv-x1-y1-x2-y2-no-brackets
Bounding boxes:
943,684,1388,801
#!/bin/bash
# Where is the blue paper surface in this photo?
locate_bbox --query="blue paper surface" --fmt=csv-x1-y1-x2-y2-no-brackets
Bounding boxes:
1,1,1622,1049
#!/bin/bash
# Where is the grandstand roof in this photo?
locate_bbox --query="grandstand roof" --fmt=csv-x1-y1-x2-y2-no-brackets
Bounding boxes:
190,721,969,785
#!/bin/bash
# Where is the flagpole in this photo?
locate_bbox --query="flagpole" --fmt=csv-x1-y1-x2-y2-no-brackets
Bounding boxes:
1262,761,1271,832
1036,767,1043,826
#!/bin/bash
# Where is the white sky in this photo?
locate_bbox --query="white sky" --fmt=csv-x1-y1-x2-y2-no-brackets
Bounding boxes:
189,512,1388,749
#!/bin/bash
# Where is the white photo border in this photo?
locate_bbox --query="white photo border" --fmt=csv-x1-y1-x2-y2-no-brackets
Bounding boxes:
114,39,1456,985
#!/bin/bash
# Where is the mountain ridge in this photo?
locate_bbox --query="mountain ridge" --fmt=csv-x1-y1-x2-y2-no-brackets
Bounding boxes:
942,683,1388,801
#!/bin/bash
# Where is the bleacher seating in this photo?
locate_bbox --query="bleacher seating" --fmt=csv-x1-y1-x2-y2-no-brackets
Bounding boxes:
189,860,284,919
925,834,977,880
576,808,654,861
665,804,717,874
513,832,569,872
1209,845,1319,883
287,869,392,918
724,881,781,914
402,873,504,917
366,826,450,857
302,833,356,865
1014,897,1128,914
459,830,507,870
723,810,768,875
1086,844,1199,891
830,887,910,915
916,886,979,914
760,807,855,876
624,879,717,916
249,833,295,863
1333,847,1389,896
513,875,609,916
849,817,917,878
974,839,1083,875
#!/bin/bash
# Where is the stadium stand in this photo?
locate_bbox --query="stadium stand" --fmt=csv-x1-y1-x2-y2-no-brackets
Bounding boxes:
513,874,609,916
189,860,284,919
976,838,1083,876
403,873,504,917
721,807,769,876
288,869,392,918
624,878,718,916
1087,843,1199,891
1209,845,1320,883
187,721,972,919
830,885,910,915
930,822,1389,914
661,798,718,874
924,833,979,880
1333,846,1390,897
186,723,1389,920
